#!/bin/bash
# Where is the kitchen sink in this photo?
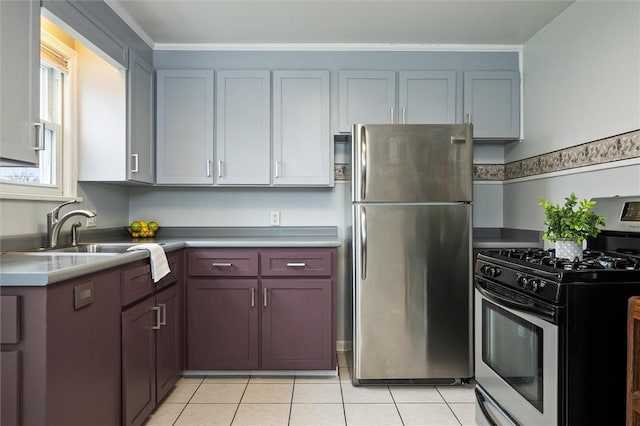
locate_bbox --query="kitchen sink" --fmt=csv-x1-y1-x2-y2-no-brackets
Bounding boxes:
16,242,165,256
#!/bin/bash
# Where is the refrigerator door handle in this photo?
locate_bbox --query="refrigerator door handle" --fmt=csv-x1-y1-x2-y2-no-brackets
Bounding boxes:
360,126,367,200
360,206,367,280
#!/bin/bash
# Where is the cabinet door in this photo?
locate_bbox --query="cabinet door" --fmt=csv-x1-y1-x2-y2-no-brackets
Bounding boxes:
0,0,40,165
261,279,334,370
187,279,259,369
216,70,271,185
398,71,456,124
156,69,214,184
273,70,331,186
463,71,520,140
339,70,396,132
128,50,154,183
155,284,180,402
122,297,156,426
46,271,122,426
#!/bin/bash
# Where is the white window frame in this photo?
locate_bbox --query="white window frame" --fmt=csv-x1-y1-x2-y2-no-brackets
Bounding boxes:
0,31,77,200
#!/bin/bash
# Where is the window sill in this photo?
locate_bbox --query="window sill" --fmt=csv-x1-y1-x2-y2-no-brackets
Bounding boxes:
0,193,82,202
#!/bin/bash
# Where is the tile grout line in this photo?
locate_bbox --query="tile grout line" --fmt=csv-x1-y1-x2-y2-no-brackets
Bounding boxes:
388,386,406,426
171,376,205,426
228,377,250,426
288,376,296,426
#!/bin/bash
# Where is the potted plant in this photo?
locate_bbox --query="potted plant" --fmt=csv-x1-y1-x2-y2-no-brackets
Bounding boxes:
539,192,606,260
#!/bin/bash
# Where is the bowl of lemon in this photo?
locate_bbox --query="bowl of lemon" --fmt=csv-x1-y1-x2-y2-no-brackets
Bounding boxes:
126,220,160,240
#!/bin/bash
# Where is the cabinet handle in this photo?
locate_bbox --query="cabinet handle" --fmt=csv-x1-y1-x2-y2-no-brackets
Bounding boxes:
402,108,406,124
34,122,45,151
131,154,139,173
152,306,161,330
218,160,223,178
158,303,167,326
212,262,232,267
275,161,281,179
286,262,306,268
251,287,255,308
206,160,211,177
390,107,394,124
263,287,268,307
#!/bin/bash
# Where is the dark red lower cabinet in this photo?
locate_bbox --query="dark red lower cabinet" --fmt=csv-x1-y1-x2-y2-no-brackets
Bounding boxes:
261,279,334,370
122,284,180,426
187,279,259,370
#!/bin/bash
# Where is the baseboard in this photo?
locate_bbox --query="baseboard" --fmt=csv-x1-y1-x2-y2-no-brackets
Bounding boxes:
336,340,352,352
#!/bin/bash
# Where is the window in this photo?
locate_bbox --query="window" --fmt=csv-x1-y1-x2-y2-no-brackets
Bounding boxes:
0,29,74,197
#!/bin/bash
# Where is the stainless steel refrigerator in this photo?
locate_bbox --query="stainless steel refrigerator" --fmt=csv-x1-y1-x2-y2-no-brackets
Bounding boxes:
351,123,473,385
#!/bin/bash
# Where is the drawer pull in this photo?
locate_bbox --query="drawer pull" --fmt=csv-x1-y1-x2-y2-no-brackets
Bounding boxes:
152,306,161,330
212,262,232,267
286,262,306,268
263,287,268,307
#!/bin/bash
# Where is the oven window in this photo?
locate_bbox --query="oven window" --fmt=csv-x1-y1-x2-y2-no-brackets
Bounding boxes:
482,300,544,412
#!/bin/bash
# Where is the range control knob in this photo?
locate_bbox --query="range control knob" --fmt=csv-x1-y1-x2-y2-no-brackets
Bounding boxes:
529,278,541,292
517,274,529,289
481,265,501,278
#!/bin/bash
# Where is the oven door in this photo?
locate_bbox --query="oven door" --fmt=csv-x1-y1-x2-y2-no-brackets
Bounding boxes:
474,280,559,426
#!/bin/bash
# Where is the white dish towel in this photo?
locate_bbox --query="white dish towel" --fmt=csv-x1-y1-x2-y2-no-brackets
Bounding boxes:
127,243,171,283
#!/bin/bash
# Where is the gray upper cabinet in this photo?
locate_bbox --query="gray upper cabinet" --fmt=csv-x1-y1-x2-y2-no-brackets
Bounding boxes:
463,71,520,140
398,71,456,124
0,0,40,166
273,70,331,186
128,50,154,183
339,71,396,132
156,70,215,185
215,70,271,185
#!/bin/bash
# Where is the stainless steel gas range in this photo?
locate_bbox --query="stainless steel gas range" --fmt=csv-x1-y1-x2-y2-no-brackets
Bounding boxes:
474,198,640,425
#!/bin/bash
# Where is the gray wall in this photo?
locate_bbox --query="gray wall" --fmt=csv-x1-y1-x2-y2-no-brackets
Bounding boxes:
503,0,640,234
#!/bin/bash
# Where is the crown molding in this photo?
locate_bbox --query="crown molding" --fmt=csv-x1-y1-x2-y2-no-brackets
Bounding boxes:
153,43,524,52
104,0,156,49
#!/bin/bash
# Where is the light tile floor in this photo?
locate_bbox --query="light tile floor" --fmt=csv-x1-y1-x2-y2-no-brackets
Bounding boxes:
145,352,477,426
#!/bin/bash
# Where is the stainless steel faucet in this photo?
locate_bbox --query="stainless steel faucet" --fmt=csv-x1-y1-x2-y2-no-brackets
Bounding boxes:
47,200,96,248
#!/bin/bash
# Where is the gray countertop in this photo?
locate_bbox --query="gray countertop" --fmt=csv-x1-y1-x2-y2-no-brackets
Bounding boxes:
0,229,342,287
473,227,543,249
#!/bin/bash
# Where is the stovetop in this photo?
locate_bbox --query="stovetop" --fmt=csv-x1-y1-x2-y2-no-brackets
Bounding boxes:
475,248,640,304
492,248,640,271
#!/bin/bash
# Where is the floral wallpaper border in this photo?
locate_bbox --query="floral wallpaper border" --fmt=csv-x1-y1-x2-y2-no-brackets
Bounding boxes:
336,129,639,182
474,129,639,181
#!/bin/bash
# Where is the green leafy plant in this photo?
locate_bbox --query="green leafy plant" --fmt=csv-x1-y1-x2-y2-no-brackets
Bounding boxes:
539,192,606,244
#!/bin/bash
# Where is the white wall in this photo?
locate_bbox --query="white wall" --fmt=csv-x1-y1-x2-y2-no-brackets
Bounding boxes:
509,0,640,161
503,0,640,230
504,160,640,233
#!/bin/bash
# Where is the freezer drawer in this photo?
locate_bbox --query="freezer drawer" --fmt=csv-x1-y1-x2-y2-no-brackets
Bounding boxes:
352,124,473,203
352,203,473,381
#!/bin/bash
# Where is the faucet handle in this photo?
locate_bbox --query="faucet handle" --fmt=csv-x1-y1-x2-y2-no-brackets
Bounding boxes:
49,200,78,219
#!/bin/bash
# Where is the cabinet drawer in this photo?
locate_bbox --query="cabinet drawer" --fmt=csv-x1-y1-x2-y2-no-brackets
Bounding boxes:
156,251,181,291
261,249,333,277
188,250,258,277
0,296,20,344
121,262,153,306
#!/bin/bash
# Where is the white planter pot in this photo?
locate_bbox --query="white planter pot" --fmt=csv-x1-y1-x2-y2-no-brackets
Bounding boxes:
555,239,583,261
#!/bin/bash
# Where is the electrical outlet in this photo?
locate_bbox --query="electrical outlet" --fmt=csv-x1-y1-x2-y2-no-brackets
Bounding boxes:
86,211,97,228
270,211,280,226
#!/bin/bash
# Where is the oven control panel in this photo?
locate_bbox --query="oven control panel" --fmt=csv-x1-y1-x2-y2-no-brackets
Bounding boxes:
516,273,547,293
475,258,562,303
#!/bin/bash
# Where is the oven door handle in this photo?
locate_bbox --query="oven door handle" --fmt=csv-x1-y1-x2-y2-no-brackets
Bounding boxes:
475,387,519,426
475,388,499,426
476,282,557,323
